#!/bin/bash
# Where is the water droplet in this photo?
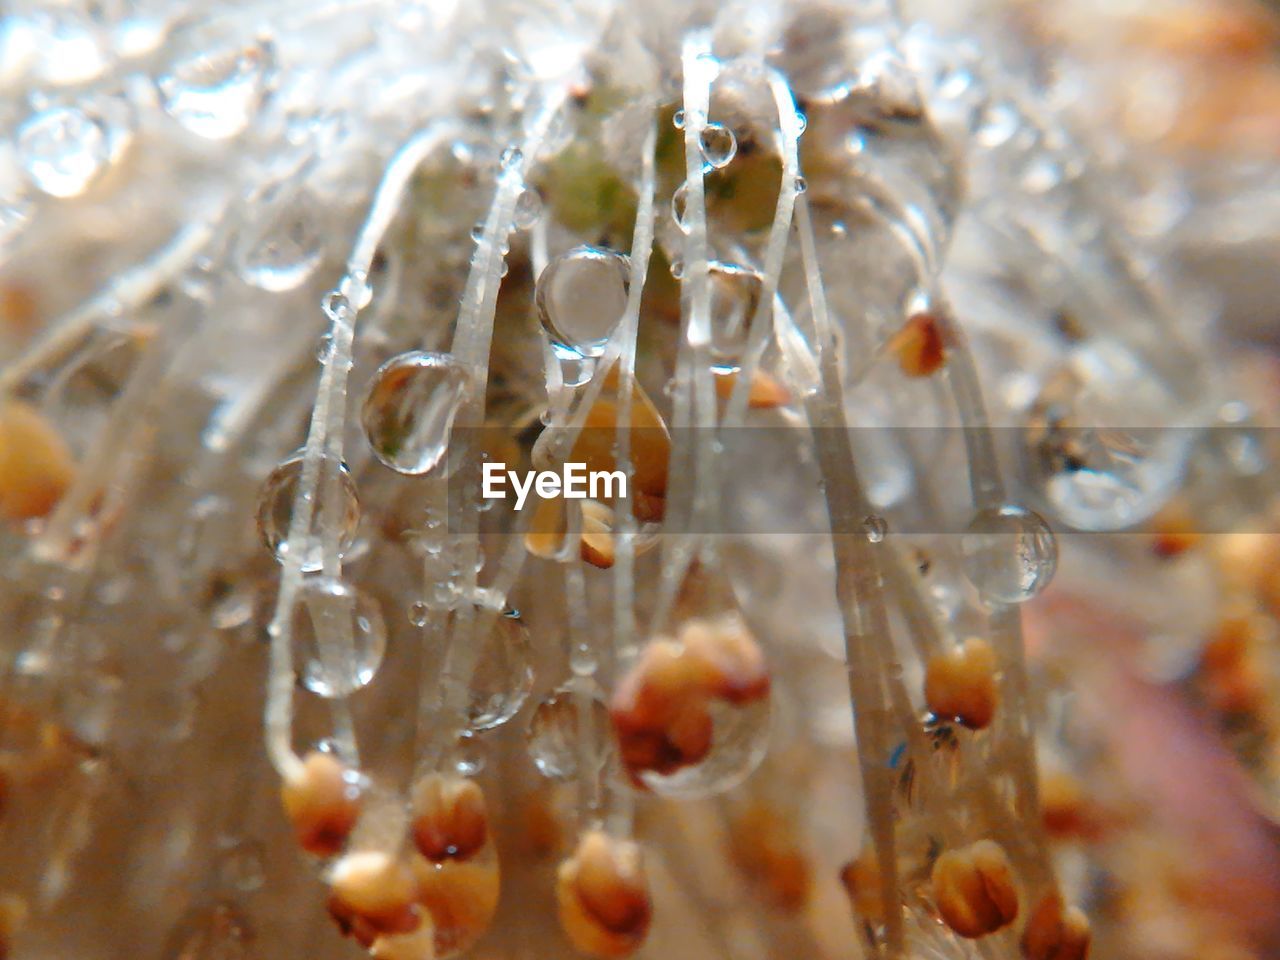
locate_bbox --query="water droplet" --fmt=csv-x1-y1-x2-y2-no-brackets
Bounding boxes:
17,106,109,198
707,261,763,365
672,109,686,129
157,38,275,140
470,222,485,243
795,112,808,135
462,608,534,731
863,515,887,543
454,730,486,775
960,505,1057,604
698,122,737,169
498,146,522,170
535,246,629,359
794,176,808,194
1024,339,1191,530
525,684,609,781
256,451,360,572
292,576,387,698
671,181,691,233
361,350,471,476
409,600,430,627
512,187,543,229
321,290,350,322
669,257,685,279
236,190,324,292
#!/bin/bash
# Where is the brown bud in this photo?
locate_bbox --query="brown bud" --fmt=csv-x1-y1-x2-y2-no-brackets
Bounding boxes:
731,802,811,910
887,313,947,378
679,616,770,704
328,851,421,937
412,855,500,955
1021,892,1091,960
557,831,651,958
840,848,886,924
1040,770,1102,841
925,638,998,730
281,751,362,856
931,840,1019,938
712,367,792,409
411,774,489,862
0,401,75,521
574,367,670,501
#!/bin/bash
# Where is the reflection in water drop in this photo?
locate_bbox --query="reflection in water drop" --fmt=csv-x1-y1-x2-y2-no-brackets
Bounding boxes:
17,106,110,198
535,246,629,359
698,122,737,169
462,608,534,731
525,683,609,781
707,261,763,368
361,351,470,475
292,575,387,698
157,38,275,140
256,451,360,572
236,190,324,292
960,504,1057,605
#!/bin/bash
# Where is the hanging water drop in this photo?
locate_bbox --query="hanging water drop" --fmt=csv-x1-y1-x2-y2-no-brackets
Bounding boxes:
17,106,110,198
409,600,430,627
292,575,387,698
256,451,360,572
535,246,630,359
863,515,887,543
794,176,808,194
512,187,543,229
672,109,686,129
157,38,275,140
525,683,609,781
499,146,522,170
236,190,324,292
707,261,763,366
698,122,737,169
461,607,534,731
960,504,1057,605
361,351,471,475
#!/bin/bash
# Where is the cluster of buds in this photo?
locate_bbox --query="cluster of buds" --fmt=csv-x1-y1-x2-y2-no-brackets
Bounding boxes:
556,830,652,959
610,615,770,785
930,839,1020,939
282,753,499,958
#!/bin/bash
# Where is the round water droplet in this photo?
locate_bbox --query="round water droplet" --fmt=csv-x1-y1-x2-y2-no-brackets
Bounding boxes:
362,351,471,476
707,261,763,365
672,109,686,129
794,176,808,194
863,515,887,543
671,181,691,233
256,451,360,572
17,106,110,198
157,38,275,140
1024,339,1192,530
638,695,772,799
512,187,542,229
454,730,486,775
462,608,534,731
498,146,522,169
535,246,629,359
698,122,737,169
409,600,430,627
236,190,324,292
960,505,1057,604
292,576,386,698
525,683,609,781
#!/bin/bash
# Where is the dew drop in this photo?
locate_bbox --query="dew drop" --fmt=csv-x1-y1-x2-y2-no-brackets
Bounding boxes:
794,176,808,194
498,146,522,170
535,245,630,359
256,451,360,572
960,504,1057,604
17,106,110,198
454,730,486,775
671,181,691,233
462,607,534,731
409,600,430,627
795,112,808,135
672,109,686,129
863,515,887,543
707,261,763,365
292,575,387,698
512,187,543,229
525,684,609,781
698,122,737,169
361,351,471,476
236,190,323,292
157,38,275,140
